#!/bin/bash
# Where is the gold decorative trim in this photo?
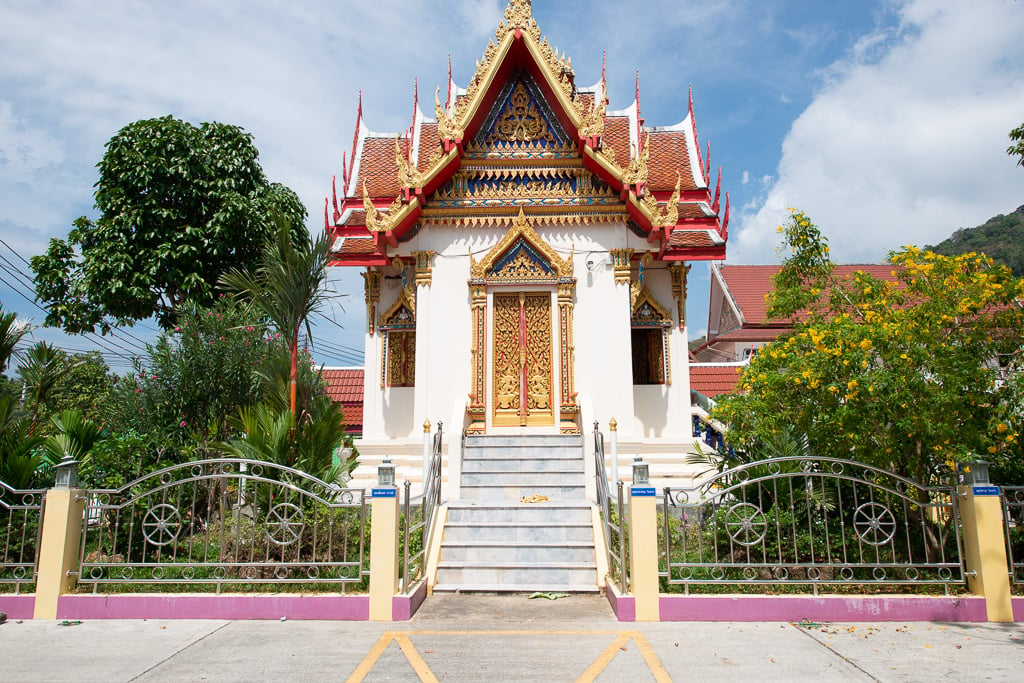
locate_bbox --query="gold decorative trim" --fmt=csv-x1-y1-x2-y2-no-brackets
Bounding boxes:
669,263,691,329
362,269,382,335
395,138,426,189
467,283,487,434
435,87,465,141
363,181,404,233
610,249,633,285
577,81,606,139
641,174,681,228
619,133,650,187
413,251,435,287
469,208,573,280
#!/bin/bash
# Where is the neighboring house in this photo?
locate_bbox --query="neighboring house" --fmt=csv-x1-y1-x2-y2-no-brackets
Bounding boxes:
693,262,897,363
320,368,364,437
322,2,731,488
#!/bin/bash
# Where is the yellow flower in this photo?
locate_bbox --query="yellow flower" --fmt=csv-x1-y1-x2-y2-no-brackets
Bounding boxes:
847,380,858,390
997,423,1009,434
859,339,872,351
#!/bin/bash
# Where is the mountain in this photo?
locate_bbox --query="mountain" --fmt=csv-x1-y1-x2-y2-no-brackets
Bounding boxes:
927,205,1024,276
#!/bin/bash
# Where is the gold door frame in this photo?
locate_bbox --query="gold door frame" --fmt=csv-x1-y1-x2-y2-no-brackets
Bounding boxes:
467,209,579,434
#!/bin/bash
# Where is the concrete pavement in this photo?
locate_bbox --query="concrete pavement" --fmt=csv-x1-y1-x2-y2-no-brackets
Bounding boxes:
1,595,1022,682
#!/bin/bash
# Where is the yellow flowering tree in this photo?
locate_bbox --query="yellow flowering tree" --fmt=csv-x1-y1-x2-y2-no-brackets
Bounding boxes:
715,210,1024,486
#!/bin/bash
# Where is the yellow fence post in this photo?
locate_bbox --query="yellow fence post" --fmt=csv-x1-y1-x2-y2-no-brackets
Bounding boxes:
33,459,85,620
958,473,1013,623
368,458,400,621
628,457,660,622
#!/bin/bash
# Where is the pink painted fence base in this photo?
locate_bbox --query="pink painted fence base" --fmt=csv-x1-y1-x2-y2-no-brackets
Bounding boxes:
657,594,991,622
0,594,36,620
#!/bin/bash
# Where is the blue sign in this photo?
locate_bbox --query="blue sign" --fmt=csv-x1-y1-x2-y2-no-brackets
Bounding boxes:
631,486,657,497
371,487,397,498
973,486,1000,497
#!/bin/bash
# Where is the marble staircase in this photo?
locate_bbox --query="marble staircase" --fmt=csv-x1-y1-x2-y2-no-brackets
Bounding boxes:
432,434,599,593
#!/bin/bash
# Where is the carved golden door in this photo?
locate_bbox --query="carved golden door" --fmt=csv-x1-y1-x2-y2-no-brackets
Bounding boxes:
492,292,554,427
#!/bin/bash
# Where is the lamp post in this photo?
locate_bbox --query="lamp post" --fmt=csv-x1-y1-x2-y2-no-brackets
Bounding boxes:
378,456,396,488
632,455,649,487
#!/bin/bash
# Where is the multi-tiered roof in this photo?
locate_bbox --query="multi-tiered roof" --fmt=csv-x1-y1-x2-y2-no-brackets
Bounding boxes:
326,0,729,266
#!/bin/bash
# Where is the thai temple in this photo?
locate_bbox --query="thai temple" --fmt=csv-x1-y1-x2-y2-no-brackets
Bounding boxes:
326,1,729,584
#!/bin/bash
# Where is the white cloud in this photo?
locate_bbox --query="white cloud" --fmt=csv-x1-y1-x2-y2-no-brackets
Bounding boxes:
731,0,1024,264
741,170,750,185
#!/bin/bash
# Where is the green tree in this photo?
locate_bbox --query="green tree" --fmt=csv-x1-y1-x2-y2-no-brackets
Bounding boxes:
17,342,74,432
106,297,278,445
1009,122,1024,168
715,210,1024,486
0,308,31,374
220,215,335,418
36,351,115,425
31,116,306,333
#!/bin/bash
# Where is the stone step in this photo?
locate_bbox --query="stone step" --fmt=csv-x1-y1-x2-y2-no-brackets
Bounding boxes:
464,446,583,460
439,541,595,563
446,502,592,524
460,471,583,487
435,561,597,588
431,582,600,594
443,521,593,543
464,435,583,449
460,484,586,501
461,459,583,475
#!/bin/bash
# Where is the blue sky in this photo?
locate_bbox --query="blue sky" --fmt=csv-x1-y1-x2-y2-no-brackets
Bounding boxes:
1,0,1022,372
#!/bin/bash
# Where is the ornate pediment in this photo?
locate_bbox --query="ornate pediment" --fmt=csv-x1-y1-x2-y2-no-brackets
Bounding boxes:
378,285,416,330
631,282,672,327
470,208,573,283
470,73,570,154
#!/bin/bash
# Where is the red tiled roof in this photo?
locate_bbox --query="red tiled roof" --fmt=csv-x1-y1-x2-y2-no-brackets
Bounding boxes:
358,137,402,199
689,364,745,398
338,237,377,255
648,130,699,192
603,116,631,168
720,264,899,325
668,230,716,248
321,368,364,434
708,327,786,343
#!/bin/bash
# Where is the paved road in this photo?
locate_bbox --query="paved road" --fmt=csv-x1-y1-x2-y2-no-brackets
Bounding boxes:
2,595,1022,681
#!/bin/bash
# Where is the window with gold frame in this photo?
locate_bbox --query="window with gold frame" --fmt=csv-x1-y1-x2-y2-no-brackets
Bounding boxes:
630,283,672,386
379,286,416,388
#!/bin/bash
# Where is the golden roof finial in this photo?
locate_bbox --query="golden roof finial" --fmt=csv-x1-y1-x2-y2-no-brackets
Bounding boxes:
363,181,402,233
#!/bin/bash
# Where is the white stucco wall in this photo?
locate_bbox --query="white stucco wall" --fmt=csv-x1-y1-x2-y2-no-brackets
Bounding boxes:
359,220,694,449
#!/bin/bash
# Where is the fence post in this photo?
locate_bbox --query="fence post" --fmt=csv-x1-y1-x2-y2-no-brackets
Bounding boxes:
958,470,1013,622
33,458,85,620
628,458,660,622
368,458,400,621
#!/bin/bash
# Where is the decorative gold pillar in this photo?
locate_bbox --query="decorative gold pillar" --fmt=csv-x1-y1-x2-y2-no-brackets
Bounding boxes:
363,269,382,335
610,249,633,285
467,283,488,434
558,280,579,434
413,251,435,287
669,263,691,329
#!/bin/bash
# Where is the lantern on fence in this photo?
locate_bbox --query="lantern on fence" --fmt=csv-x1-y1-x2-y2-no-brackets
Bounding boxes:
632,456,650,486
968,460,991,485
378,456,396,487
54,456,80,489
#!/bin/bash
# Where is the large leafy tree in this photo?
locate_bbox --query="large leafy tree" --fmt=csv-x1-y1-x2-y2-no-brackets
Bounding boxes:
31,116,306,333
1009,122,1024,168
715,211,1024,486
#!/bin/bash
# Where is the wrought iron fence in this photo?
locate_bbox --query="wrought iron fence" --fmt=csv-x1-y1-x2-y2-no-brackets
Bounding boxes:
77,459,368,592
1002,486,1024,584
662,457,964,593
593,423,627,593
401,421,444,591
0,481,45,593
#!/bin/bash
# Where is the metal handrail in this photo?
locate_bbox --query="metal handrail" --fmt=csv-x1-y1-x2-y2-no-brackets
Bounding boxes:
401,421,444,590
593,421,627,593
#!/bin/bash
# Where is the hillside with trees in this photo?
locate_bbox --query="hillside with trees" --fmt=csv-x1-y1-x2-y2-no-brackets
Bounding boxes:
928,205,1024,276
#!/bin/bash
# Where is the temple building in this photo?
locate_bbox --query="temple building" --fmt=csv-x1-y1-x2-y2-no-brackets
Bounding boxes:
326,1,730,494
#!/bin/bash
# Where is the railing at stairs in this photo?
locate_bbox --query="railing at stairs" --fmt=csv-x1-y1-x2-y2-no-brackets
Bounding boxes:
593,422,628,593
401,421,444,591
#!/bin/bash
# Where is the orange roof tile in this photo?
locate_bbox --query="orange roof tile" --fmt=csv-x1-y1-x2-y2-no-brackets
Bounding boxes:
648,130,700,192
321,368,364,433
689,364,745,398
603,116,631,167
358,137,402,199
338,238,377,255
668,230,716,248
417,123,441,173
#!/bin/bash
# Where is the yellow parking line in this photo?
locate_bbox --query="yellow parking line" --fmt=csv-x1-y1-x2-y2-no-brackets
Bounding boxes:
576,632,632,682
346,633,394,683
632,631,672,683
395,633,439,683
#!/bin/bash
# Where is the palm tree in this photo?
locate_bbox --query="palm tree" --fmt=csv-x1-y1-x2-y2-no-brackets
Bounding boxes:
17,342,73,431
219,214,334,418
0,308,31,373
